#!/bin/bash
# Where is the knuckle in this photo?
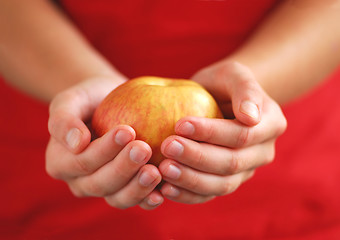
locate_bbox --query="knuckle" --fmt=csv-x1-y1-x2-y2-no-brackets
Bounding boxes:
112,166,132,181
228,151,241,174
187,172,200,192
75,157,93,175
222,61,255,83
83,179,103,197
48,93,61,113
223,60,240,70
194,147,207,168
48,92,68,120
240,76,259,90
45,145,63,180
219,61,246,78
236,127,252,147
45,163,61,180
47,112,62,136
203,121,215,142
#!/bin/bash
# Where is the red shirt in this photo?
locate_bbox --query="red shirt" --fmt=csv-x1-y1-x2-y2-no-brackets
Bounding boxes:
1,0,340,239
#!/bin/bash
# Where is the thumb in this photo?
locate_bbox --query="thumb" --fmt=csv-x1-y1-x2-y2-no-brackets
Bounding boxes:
47,77,125,153
48,90,92,154
192,61,264,126
227,62,263,126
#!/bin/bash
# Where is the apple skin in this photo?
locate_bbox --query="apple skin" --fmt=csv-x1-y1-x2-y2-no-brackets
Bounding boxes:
92,76,223,166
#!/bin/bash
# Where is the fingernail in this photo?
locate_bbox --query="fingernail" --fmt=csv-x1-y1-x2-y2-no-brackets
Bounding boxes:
139,171,156,187
164,185,180,198
115,130,132,146
177,121,195,135
165,140,184,157
164,164,181,180
240,101,259,120
147,195,163,206
66,128,81,149
130,146,148,164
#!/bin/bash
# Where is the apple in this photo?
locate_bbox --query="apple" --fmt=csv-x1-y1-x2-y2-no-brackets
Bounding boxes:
92,76,223,166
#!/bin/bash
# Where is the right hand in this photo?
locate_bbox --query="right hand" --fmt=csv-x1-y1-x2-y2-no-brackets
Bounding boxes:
46,77,163,210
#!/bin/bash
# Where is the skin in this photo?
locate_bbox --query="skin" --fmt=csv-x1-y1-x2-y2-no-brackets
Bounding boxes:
1,0,340,209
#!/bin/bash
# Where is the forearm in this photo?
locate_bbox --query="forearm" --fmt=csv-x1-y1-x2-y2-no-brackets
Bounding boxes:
228,0,340,104
0,0,125,102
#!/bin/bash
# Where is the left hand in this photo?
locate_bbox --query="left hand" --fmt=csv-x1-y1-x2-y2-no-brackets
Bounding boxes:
158,61,287,204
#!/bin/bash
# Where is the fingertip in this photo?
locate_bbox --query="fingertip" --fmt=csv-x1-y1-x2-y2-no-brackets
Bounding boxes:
112,125,136,146
66,124,92,154
160,135,179,156
175,119,196,136
237,100,261,126
148,191,164,205
65,128,81,150
158,159,170,173
140,191,164,210
139,164,162,188
134,139,152,152
158,159,178,177
48,110,91,154
129,140,153,164
160,182,181,199
225,62,264,126
144,164,162,179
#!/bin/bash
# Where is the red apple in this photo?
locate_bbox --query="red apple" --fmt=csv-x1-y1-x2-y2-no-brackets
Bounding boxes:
92,76,223,166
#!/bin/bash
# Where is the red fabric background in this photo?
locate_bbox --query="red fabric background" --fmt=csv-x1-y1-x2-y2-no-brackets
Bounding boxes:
1,0,340,239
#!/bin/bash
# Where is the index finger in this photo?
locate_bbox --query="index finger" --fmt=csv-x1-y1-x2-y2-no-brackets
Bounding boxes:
175,104,286,148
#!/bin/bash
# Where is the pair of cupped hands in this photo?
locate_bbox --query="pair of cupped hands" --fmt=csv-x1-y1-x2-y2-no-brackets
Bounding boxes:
46,61,287,210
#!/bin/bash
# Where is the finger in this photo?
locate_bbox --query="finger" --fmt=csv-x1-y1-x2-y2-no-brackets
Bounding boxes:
48,89,95,153
46,125,136,180
226,62,264,126
104,165,162,209
48,79,117,153
160,183,215,204
194,61,263,126
139,190,164,210
68,140,152,197
175,117,252,148
175,103,286,148
161,136,275,175
48,109,92,154
159,159,255,196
